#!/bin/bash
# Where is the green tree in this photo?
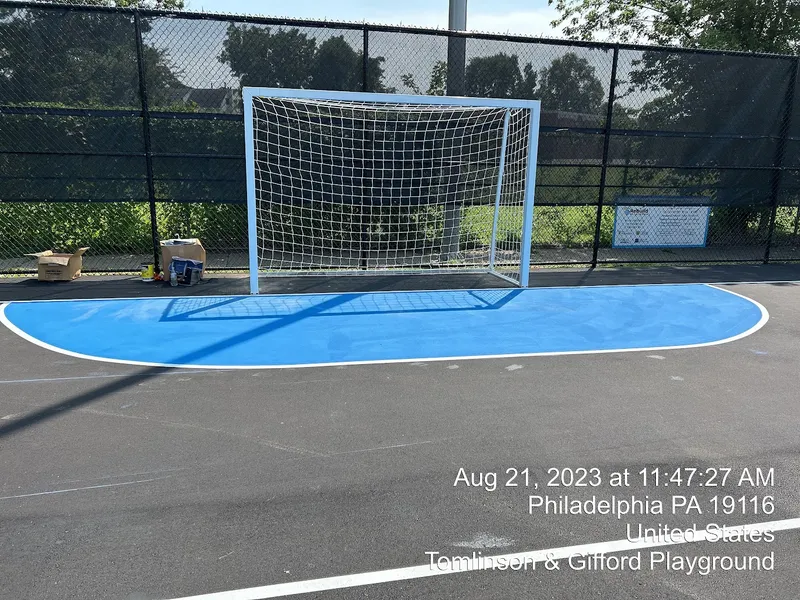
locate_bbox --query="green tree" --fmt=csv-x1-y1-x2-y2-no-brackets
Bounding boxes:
364,54,392,93
0,0,193,258
312,36,361,91
549,0,799,52
536,53,604,114
0,3,182,107
221,26,391,92
401,60,447,95
516,63,538,99
405,56,534,98
427,61,448,96
550,0,800,241
466,53,525,98
220,26,317,89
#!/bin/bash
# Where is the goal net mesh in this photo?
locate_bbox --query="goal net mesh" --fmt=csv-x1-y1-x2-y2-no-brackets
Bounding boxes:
250,95,533,281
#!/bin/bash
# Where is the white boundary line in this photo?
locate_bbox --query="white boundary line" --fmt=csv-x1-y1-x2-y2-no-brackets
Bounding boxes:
167,517,800,599
0,370,225,385
0,284,769,371
0,476,171,500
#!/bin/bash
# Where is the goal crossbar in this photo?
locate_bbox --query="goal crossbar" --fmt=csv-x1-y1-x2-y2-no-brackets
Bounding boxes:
243,87,541,294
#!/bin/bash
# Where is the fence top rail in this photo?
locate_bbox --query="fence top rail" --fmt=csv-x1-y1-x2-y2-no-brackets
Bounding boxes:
1,0,797,62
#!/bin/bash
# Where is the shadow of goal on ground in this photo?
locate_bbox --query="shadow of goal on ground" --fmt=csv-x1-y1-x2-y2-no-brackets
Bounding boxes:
0,284,768,369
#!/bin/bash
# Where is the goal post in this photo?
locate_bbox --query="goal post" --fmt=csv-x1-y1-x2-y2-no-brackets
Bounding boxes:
244,87,540,294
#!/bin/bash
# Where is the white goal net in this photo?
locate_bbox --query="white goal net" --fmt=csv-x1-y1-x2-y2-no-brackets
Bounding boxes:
244,88,540,293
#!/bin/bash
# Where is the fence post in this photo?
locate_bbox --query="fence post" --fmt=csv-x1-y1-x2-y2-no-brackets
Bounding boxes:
591,44,619,267
134,11,161,274
362,27,369,92
764,56,799,264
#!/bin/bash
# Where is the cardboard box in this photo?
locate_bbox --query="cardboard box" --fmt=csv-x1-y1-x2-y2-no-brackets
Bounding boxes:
160,238,206,277
25,248,89,282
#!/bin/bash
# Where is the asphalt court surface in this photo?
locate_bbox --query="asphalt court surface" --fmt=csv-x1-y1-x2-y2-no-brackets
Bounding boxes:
2,274,800,599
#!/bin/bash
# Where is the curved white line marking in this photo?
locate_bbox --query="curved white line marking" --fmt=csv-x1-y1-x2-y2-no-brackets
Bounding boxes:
0,284,770,370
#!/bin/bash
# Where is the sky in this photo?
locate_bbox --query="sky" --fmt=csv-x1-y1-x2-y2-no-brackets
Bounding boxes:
186,0,563,38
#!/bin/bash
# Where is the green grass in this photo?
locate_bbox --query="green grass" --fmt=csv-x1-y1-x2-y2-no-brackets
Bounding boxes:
461,205,613,248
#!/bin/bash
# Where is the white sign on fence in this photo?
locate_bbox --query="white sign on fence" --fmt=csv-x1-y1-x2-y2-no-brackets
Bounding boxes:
612,203,711,248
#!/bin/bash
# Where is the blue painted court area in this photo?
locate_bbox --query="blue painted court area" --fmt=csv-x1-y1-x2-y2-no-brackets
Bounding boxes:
0,284,766,368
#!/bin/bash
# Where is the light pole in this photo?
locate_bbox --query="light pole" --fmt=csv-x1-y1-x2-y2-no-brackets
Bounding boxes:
447,0,467,96
442,0,468,261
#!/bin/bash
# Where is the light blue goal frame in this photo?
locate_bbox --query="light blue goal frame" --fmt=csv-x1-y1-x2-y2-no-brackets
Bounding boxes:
243,87,541,295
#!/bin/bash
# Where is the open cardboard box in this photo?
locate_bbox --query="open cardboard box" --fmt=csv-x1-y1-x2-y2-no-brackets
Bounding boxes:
160,238,206,277
25,248,89,281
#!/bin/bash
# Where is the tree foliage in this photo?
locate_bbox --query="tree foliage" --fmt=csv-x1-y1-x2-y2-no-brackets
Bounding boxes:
536,53,604,114
220,27,392,92
401,61,447,96
550,0,799,235
402,52,603,116
220,26,317,89
465,52,603,116
0,6,182,107
549,0,800,53
465,53,536,99
549,0,798,134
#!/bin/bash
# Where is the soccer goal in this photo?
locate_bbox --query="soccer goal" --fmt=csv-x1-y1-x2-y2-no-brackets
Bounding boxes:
244,87,540,294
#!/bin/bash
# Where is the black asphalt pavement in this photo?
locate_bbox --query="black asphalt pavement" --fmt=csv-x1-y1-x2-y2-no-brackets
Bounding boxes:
1,272,799,599
3,262,800,301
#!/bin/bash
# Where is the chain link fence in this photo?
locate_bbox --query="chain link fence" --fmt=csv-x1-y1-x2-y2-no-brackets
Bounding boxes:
1,1,799,274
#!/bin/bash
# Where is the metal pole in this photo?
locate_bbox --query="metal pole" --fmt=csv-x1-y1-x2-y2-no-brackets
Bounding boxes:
591,44,619,267
763,56,798,264
489,110,511,271
447,0,467,96
519,104,541,287
134,12,161,274
442,0,467,261
449,0,467,30
243,89,259,294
